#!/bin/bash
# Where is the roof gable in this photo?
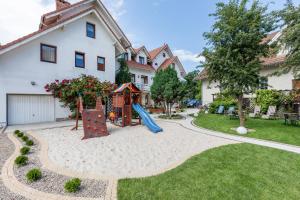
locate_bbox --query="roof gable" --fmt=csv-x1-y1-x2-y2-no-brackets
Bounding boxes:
0,0,131,55
149,44,173,60
133,46,150,58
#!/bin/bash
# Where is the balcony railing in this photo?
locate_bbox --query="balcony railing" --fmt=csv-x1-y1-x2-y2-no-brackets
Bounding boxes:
135,83,150,91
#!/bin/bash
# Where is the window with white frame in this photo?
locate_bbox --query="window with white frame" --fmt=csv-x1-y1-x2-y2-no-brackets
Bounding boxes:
139,56,145,65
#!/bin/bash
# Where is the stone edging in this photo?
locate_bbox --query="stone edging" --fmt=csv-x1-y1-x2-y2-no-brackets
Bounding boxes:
1,133,106,200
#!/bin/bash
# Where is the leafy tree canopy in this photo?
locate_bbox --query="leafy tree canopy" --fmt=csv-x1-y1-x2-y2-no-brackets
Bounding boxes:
116,58,131,85
202,0,276,126
277,0,300,78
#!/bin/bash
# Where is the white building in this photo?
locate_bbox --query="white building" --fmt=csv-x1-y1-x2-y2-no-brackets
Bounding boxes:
197,31,299,105
0,0,131,126
124,44,186,106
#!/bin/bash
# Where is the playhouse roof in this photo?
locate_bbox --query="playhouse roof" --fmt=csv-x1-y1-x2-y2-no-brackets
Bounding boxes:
113,83,141,93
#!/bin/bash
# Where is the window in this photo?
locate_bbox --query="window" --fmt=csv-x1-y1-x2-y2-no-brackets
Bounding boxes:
163,53,166,58
139,56,145,65
124,53,129,61
131,73,136,83
86,22,95,38
259,77,268,90
75,52,85,68
97,56,105,71
40,44,57,63
141,75,148,84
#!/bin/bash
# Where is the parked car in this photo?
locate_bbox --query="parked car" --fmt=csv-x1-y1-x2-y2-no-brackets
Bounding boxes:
185,99,202,108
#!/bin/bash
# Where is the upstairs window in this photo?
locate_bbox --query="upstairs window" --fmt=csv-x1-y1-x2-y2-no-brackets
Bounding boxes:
124,53,129,61
131,73,136,83
86,22,95,38
141,75,148,84
259,77,268,90
163,53,166,58
139,56,145,65
97,56,105,71
75,52,85,68
40,44,57,63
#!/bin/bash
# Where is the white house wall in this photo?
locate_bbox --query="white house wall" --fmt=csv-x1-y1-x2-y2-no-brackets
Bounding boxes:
260,67,294,90
202,80,220,105
0,13,117,125
152,50,170,70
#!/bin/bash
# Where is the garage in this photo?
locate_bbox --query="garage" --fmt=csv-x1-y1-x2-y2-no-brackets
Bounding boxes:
7,95,55,125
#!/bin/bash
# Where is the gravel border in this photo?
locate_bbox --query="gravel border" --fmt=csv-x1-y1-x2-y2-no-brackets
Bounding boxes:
0,132,28,200
13,133,108,198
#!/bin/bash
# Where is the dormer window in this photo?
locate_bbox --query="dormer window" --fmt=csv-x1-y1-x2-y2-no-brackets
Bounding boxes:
86,22,95,38
139,56,145,65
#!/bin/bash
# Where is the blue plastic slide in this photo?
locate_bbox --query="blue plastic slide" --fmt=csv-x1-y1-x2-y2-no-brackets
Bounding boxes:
132,103,163,133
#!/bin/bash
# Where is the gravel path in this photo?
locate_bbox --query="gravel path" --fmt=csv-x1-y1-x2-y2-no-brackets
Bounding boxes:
0,132,28,200
13,134,108,198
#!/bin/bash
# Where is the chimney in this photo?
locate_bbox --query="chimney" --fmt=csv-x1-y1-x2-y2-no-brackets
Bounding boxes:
56,0,71,10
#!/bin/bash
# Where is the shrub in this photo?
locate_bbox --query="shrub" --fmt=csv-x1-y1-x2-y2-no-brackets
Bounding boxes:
14,130,21,135
26,169,42,182
26,140,34,146
17,132,24,138
22,135,29,142
64,178,81,193
209,96,237,113
20,147,30,155
14,155,28,166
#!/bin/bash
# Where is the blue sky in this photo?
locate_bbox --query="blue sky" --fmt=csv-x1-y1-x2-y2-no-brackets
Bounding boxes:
1,0,300,72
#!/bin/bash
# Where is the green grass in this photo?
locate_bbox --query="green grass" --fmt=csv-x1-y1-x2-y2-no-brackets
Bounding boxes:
194,113,300,146
118,144,300,200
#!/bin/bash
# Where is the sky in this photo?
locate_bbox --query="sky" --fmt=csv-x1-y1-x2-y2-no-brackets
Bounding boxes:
1,0,300,72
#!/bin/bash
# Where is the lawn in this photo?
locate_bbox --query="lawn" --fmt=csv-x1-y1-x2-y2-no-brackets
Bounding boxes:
118,143,300,200
194,113,300,146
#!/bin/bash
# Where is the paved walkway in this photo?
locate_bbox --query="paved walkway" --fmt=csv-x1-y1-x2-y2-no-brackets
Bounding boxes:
164,114,300,154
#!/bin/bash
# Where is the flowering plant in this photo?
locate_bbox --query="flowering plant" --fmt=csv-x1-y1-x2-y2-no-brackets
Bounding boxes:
45,75,116,112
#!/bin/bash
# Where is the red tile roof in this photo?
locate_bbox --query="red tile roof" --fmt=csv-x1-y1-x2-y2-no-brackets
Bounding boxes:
158,57,177,70
0,6,94,51
127,60,155,71
261,31,279,44
149,44,168,60
260,55,286,66
196,55,287,80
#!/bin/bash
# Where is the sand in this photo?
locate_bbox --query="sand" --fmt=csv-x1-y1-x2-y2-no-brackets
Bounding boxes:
37,120,236,179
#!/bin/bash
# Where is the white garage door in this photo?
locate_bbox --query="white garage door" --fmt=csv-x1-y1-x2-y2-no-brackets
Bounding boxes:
8,95,55,125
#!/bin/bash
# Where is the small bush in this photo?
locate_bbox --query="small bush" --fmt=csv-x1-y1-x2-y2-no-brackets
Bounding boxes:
14,155,28,166
20,147,30,155
26,169,42,182
22,135,29,142
14,130,21,135
64,178,81,193
26,140,34,146
17,132,24,138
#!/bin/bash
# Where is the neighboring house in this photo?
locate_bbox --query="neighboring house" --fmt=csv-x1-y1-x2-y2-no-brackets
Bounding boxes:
197,31,299,105
121,44,186,106
0,0,131,126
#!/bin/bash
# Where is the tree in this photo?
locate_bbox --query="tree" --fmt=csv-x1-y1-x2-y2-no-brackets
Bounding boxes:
151,67,183,117
116,58,131,85
182,70,200,100
202,0,275,128
276,0,300,78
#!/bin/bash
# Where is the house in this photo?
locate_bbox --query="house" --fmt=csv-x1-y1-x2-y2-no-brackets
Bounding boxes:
0,0,131,126
197,31,300,105
121,44,186,106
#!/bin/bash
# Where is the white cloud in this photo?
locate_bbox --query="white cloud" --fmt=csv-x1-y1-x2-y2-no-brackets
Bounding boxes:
0,0,126,45
102,0,126,20
173,49,205,64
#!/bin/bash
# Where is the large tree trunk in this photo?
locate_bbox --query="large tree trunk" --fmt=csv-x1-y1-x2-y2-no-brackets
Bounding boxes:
237,95,246,127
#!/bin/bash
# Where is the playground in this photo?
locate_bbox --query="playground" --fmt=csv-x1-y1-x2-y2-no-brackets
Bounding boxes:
29,119,235,179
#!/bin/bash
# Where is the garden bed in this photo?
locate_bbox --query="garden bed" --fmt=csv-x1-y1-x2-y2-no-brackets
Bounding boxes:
13,131,108,198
